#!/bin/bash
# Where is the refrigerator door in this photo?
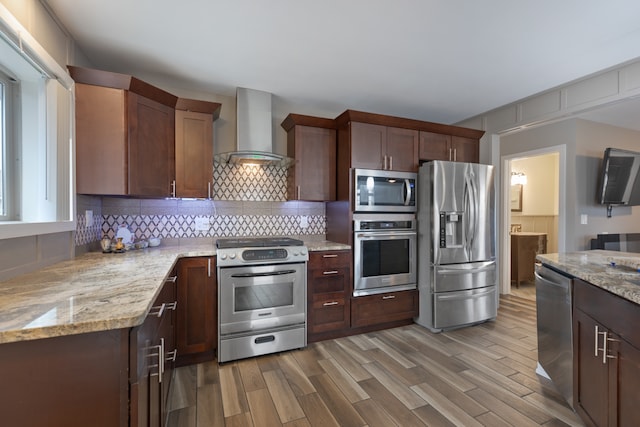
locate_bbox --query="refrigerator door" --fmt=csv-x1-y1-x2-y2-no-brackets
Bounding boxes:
433,286,497,329
430,161,495,265
432,260,496,293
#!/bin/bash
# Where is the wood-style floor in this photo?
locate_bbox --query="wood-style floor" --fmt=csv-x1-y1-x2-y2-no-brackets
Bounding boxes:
167,294,584,427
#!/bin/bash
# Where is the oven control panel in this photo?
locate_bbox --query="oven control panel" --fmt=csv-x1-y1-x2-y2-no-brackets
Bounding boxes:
217,246,309,267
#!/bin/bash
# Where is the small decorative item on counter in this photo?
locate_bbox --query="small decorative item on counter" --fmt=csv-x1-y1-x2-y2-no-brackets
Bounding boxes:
100,236,112,253
134,240,149,250
148,237,161,247
114,237,125,253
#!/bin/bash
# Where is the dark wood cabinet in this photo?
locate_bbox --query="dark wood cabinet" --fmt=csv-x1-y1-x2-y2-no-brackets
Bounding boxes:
351,289,419,328
282,114,337,201
511,232,547,286
175,257,217,366
175,99,221,198
573,279,640,427
307,250,351,342
70,66,178,197
128,93,176,197
131,274,177,427
419,131,479,163
349,122,419,172
0,274,177,427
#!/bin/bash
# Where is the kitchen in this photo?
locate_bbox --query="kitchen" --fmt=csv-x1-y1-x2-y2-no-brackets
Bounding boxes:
1,1,640,426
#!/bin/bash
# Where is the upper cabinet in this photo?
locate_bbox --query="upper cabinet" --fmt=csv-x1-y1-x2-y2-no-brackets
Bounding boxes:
70,66,177,197
419,131,479,163
69,66,221,198
348,122,418,172
281,114,337,201
175,99,222,199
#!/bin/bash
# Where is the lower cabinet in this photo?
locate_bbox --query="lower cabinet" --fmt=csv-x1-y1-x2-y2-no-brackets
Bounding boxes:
573,278,640,427
175,257,217,366
131,273,178,427
307,250,351,342
351,289,419,328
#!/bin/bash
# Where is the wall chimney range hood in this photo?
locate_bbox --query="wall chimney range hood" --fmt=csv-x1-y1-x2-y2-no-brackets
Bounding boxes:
214,87,293,167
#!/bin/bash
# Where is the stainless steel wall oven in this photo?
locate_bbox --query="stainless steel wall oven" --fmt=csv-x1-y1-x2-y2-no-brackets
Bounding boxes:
353,214,417,296
216,237,308,363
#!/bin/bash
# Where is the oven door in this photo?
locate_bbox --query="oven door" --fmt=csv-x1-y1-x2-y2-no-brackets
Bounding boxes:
218,263,306,335
353,230,417,296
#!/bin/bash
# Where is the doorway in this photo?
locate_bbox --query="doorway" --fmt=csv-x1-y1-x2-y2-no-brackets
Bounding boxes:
501,145,566,299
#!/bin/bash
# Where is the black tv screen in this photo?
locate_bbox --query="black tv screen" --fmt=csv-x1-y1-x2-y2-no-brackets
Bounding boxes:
598,147,640,206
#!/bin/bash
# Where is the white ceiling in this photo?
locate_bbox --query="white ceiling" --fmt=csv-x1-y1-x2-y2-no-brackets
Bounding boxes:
44,0,640,127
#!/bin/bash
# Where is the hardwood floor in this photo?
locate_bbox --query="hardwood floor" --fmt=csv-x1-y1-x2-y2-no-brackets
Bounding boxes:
510,280,536,301
167,295,584,427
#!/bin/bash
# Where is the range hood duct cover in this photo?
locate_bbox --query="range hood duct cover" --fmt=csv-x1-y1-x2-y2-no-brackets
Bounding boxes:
214,87,293,167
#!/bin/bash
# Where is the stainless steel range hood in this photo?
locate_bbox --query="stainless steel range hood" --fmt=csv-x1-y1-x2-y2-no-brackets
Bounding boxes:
214,87,293,167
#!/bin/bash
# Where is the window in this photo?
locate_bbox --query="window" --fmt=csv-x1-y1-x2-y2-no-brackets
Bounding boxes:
0,69,14,220
0,10,75,239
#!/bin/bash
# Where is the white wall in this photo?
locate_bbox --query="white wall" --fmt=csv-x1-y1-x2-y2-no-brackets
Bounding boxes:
512,153,559,216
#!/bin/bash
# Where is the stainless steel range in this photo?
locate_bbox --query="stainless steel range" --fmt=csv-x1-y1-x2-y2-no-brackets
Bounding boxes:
216,237,308,363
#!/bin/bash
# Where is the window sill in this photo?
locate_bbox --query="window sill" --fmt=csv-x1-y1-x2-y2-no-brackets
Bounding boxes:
0,220,76,240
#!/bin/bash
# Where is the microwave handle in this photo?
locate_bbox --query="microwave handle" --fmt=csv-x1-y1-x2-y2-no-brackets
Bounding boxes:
404,179,412,206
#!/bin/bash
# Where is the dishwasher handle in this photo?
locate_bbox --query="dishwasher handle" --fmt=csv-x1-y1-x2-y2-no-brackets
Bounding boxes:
534,270,571,291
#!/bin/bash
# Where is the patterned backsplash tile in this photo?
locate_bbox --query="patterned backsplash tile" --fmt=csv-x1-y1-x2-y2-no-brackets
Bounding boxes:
75,164,328,246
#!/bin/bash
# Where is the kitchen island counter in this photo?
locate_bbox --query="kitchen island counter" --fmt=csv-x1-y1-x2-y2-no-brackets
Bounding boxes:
537,249,640,305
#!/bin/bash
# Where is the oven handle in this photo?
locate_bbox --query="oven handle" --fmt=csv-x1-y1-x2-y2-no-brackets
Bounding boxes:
230,269,297,278
356,231,416,239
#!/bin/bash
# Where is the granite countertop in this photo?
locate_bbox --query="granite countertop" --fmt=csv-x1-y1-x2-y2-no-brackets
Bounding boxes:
0,240,350,345
537,250,640,305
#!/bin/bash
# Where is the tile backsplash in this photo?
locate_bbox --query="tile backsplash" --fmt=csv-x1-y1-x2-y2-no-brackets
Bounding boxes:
75,164,328,247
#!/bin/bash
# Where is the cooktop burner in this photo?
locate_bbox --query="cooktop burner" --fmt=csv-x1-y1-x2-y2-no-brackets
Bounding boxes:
216,237,304,249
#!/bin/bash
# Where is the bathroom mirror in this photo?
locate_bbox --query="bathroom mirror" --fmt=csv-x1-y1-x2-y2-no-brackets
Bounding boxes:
510,184,522,212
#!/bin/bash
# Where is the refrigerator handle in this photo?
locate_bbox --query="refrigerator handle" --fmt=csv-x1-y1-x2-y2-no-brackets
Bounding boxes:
404,179,412,206
467,172,478,252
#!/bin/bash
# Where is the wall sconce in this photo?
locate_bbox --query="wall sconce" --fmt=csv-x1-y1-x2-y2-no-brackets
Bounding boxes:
511,171,527,185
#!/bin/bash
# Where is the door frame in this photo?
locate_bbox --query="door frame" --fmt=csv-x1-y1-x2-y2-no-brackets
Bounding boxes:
500,144,567,295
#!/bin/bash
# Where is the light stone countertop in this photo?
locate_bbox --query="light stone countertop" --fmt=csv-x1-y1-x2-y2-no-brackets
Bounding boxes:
0,240,350,345
537,250,640,305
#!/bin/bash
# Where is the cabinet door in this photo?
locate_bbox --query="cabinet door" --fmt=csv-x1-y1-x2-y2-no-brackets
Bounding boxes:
386,127,418,172
617,338,640,427
573,309,611,427
175,110,213,198
419,131,451,161
75,83,128,195
288,125,336,201
176,257,217,366
350,122,386,169
451,136,479,163
128,93,175,197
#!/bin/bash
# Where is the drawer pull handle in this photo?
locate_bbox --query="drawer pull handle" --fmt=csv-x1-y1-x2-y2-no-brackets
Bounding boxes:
323,254,338,258
323,301,339,306
149,303,165,318
323,270,339,275
165,301,178,311
166,275,177,283
382,295,396,300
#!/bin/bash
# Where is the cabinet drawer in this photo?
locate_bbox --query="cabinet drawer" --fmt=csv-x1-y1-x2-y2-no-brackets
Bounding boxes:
309,268,349,294
574,279,640,349
351,290,418,328
309,251,350,269
309,295,349,334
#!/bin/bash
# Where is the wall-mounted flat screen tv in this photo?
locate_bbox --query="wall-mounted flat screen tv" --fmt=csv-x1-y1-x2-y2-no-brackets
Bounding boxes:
598,147,640,206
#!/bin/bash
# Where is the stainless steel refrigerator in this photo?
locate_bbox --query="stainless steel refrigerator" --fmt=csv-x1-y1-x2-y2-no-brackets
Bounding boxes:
415,160,497,332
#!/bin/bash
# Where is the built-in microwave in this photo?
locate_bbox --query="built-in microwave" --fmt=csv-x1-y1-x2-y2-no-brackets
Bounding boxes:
353,168,417,213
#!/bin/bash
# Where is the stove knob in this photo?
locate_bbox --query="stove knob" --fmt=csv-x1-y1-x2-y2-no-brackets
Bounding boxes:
292,250,299,256
301,249,307,256
219,254,227,260
229,253,236,259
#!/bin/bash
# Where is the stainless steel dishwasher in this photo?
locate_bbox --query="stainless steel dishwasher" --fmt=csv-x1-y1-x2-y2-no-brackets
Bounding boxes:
535,263,574,407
